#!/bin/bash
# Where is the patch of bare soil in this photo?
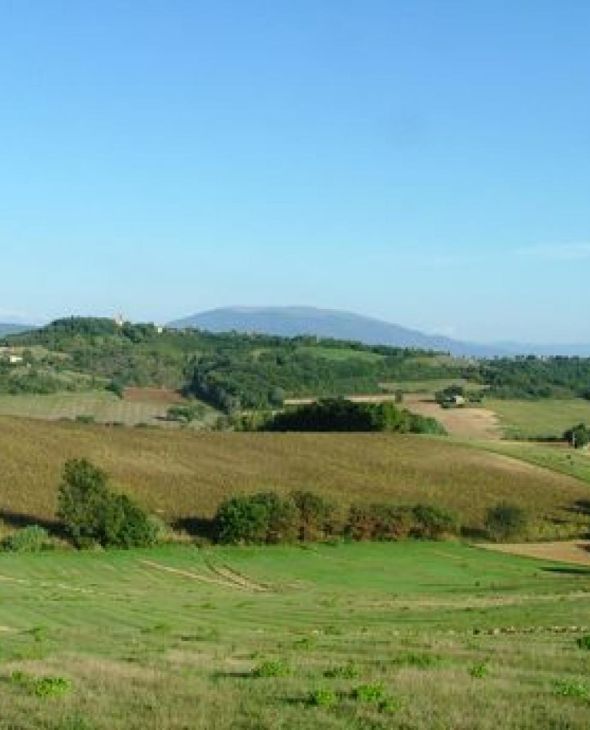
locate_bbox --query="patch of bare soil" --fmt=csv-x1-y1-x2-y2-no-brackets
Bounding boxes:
481,540,590,566
403,395,502,440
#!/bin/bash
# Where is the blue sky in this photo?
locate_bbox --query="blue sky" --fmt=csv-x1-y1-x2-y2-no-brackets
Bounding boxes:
1,1,588,343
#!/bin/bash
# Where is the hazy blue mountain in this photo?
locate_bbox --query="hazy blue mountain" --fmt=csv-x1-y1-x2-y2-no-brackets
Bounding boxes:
168,306,504,357
0,323,36,337
493,341,590,357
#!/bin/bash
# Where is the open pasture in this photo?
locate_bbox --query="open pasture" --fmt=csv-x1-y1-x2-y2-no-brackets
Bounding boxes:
486,398,590,440
0,541,589,729
0,417,588,536
0,390,216,428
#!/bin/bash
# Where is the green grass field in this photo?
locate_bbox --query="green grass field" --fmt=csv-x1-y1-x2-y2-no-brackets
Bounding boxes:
486,398,590,439
0,391,217,428
0,541,589,729
476,439,590,487
380,378,485,394
296,345,384,363
1,417,589,537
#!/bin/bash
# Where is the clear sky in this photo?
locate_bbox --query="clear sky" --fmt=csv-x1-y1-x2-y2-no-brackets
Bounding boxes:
1,1,588,343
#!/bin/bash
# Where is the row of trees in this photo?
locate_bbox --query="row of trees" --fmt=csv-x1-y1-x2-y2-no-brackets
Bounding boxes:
214,491,459,544
262,398,446,434
214,491,528,545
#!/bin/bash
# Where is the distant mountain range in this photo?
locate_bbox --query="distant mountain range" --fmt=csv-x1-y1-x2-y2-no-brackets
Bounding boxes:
168,307,500,357
0,323,36,337
169,307,590,358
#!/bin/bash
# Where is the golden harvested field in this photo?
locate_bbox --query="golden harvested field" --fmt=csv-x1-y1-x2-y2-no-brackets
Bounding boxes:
0,417,588,534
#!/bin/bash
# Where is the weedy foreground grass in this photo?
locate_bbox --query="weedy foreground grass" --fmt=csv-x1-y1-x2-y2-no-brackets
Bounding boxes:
0,541,590,729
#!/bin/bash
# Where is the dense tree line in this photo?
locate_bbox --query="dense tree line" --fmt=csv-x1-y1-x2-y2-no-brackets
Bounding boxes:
480,357,590,399
261,398,446,434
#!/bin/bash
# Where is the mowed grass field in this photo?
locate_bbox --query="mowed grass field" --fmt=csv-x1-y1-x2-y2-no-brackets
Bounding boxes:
1,541,590,729
0,417,589,536
486,398,590,439
0,390,218,428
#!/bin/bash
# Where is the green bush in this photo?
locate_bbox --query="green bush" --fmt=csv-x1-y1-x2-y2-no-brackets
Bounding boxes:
564,423,590,449
215,492,298,545
411,504,458,540
57,459,157,548
576,635,590,650
1,525,49,552
485,502,527,541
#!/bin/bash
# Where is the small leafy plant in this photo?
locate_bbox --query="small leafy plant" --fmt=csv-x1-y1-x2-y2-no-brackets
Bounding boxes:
352,683,386,703
252,660,290,678
554,680,590,700
10,671,72,698
469,662,489,679
308,688,337,707
576,635,590,650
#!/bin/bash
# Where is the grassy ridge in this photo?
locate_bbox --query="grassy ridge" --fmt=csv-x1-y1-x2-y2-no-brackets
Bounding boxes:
0,542,589,728
0,417,588,534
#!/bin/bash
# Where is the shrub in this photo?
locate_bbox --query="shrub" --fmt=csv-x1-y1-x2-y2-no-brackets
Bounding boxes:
346,503,414,541
576,635,590,650
1,525,49,552
291,490,339,541
485,502,527,541
57,459,157,548
564,423,590,449
411,504,458,540
214,492,298,545
100,493,158,548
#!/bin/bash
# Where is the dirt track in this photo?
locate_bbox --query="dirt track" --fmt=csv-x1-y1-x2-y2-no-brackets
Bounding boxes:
481,541,590,566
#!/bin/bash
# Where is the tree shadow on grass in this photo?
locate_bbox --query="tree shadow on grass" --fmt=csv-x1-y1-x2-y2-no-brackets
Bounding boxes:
171,516,216,541
0,509,66,539
542,566,590,576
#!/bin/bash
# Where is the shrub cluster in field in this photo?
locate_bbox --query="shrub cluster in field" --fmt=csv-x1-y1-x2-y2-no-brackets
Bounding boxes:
214,490,460,545
57,459,158,548
0,457,529,551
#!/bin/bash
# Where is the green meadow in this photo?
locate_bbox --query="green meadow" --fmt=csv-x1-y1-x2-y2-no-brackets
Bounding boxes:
486,398,590,440
1,541,589,729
